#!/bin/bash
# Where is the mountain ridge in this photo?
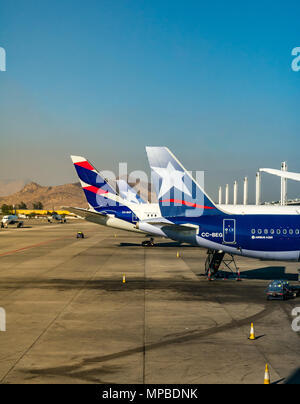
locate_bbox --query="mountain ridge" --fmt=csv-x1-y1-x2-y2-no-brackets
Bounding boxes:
0,181,88,210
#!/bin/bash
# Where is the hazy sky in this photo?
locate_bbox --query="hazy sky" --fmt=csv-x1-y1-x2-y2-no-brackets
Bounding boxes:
0,0,300,203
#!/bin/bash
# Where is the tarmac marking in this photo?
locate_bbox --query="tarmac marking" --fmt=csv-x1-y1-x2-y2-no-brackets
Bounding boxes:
0,236,71,257
0,238,115,384
19,305,274,382
0,224,64,235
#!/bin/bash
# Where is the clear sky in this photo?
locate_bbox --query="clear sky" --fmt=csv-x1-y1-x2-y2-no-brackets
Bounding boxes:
0,0,299,202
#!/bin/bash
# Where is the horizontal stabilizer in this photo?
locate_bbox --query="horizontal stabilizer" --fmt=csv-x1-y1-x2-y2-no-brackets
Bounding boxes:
140,218,199,232
63,207,109,226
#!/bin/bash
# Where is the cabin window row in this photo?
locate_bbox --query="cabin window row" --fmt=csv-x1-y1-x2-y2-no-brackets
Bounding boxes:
251,229,300,235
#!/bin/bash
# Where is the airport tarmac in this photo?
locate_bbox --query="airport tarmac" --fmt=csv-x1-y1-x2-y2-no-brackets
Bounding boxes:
0,220,299,384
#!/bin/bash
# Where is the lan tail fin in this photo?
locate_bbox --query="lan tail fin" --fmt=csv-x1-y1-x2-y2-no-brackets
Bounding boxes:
146,147,222,218
71,155,121,212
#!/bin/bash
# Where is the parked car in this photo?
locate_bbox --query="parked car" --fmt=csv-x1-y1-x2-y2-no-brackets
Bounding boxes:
266,280,295,300
142,237,155,247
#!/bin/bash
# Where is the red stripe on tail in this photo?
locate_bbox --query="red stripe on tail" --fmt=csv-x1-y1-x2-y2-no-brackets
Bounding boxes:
75,161,95,171
83,186,108,195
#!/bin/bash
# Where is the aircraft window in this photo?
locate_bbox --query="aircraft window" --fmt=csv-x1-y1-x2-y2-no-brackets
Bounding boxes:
251,229,255,234
270,229,275,235
296,229,300,235
283,229,287,235
264,229,268,234
257,229,262,234
289,229,294,235
277,229,281,235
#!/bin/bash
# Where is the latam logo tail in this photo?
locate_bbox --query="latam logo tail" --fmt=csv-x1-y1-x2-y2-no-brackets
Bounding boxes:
146,147,223,218
71,155,125,212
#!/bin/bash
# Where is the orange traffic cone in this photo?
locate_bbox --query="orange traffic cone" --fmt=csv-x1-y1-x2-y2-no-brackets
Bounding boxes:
208,268,212,281
249,322,255,340
264,364,270,384
236,269,242,281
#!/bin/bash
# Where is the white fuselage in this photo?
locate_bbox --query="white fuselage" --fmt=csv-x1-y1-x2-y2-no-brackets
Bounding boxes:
1,215,20,226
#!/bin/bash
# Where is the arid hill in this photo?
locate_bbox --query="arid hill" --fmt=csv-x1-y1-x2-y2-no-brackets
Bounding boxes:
0,182,88,210
0,178,157,211
0,180,28,196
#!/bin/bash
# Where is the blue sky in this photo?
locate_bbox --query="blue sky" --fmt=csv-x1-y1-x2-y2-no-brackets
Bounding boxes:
0,0,299,202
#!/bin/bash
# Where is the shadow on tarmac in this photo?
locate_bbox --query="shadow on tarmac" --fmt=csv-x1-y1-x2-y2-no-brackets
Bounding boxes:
242,266,298,281
118,241,191,247
285,368,300,384
18,305,273,384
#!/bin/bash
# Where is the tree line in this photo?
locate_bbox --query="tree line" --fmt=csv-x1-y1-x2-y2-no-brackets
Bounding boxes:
1,201,44,214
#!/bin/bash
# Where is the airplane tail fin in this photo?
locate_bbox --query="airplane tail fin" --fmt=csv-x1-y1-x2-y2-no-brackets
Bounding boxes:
146,147,222,218
71,155,120,212
117,179,147,205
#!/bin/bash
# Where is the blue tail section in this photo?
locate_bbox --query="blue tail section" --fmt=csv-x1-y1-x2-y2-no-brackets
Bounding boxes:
146,147,223,219
71,155,126,213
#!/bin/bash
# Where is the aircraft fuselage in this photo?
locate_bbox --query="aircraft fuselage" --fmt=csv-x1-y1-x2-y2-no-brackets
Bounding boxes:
165,214,300,261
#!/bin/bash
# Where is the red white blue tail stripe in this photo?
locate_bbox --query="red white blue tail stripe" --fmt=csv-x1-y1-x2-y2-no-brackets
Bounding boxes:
71,155,129,214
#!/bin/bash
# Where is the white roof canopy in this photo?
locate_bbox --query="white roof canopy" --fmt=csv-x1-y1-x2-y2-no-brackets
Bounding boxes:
260,168,300,182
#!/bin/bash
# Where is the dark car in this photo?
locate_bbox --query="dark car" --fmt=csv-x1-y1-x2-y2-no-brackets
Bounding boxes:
266,280,295,300
142,237,155,247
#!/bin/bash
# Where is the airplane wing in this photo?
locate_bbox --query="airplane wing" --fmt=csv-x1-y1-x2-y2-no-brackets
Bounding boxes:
140,218,199,233
63,207,109,225
260,168,300,182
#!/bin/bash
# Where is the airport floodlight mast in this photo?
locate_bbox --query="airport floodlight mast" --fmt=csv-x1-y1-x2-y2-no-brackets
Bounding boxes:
218,162,292,206
281,162,288,206
256,171,262,205
225,184,229,205
218,186,222,204
243,177,248,206
233,181,238,205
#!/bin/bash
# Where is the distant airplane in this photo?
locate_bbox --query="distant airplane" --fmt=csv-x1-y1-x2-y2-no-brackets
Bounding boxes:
48,213,66,223
1,214,23,228
145,147,300,275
